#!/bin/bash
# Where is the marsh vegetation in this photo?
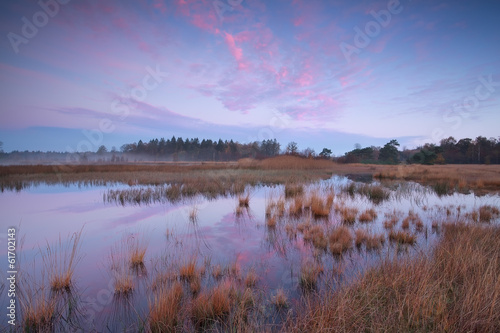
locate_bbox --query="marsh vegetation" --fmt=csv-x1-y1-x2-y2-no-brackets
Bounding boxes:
1,159,500,332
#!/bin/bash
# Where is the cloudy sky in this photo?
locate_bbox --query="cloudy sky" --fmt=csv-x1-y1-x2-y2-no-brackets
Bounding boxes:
1,0,499,155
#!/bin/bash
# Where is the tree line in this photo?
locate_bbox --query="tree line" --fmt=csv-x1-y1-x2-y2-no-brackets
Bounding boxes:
1,136,499,165
340,136,500,165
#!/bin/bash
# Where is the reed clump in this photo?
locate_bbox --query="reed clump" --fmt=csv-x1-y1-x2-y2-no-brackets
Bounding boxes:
148,281,184,332
299,261,324,290
128,235,147,269
238,193,250,207
303,225,328,251
358,208,377,223
44,229,83,292
191,282,233,328
244,270,258,288
179,258,198,282
273,288,288,309
389,230,417,245
478,205,500,223
339,206,358,224
329,226,353,255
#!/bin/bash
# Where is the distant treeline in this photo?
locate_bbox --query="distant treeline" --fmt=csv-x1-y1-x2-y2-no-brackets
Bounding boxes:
341,136,500,165
119,137,281,161
0,136,499,165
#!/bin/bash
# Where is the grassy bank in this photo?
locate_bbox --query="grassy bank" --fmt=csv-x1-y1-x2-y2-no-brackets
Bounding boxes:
2,157,500,194
284,222,500,333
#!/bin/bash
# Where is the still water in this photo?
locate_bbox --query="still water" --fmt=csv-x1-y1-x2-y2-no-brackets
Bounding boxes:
1,176,499,331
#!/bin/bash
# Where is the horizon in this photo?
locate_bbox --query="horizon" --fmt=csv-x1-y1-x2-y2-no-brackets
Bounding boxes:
1,0,499,155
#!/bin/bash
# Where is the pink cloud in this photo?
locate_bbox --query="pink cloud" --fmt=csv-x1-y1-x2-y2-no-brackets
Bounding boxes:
224,32,248,70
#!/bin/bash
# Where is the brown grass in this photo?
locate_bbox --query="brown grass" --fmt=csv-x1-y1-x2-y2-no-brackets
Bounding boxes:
300,261,324,290
266,215,277,228
4,163,500,196
365,234,385,250
149,281,184,332
179,258,198,281
191,282,233,327
310,193,330,218
303,225,328,251
289,196,304,216
285,183,304,197
129,237,147,269
285,223,500,332
114,272,134,296
389,230,417,245
478,205,500,223
19,281,57,332
273,288,288,309
339,207,358,224
373,164,500,194
244,270,259,288
358,208,377,223
212,264,223,280
329,226,353,255
355,229,368,247
238,193,250,207
43,229,83,292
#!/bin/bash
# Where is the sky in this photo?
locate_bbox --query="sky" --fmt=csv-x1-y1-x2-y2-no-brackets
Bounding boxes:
0,0,499,155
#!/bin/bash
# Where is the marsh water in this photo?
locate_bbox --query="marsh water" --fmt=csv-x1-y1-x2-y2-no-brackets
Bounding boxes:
1,176,499,331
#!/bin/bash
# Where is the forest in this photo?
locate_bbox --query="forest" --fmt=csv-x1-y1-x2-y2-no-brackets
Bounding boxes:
1,136,500,165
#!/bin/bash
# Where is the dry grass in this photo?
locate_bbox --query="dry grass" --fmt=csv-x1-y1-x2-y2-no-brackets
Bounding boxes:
478,205,500,223
339,206,358,224
277,197,286,217
43,229,83,292
128,235,147,269
355,229,384,250
179,258,198,282
358,208,377,223
374,164,500,194
266,215,277,228
273,288,288,309
303,225,328,251
365,234,385,250
149,281,184,332
289,196,304,216
190,277,201,296
310,192,331,218
355,229,368,247
4,163,500,197
285,223,500,332
389,230,417,245
191,282,233,328
244,270,258,288
300,261,324,290
114,273,134,296
238,193,250,207
212,264,223,280
189,205,198,222
19,280,57,332
285,183,304,197
329,226,353,255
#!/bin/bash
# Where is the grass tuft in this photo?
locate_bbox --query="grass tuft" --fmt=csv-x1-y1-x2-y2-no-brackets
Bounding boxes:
329,226,353,255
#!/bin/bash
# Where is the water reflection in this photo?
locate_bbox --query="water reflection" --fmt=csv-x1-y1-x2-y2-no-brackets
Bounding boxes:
1,176,499,331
